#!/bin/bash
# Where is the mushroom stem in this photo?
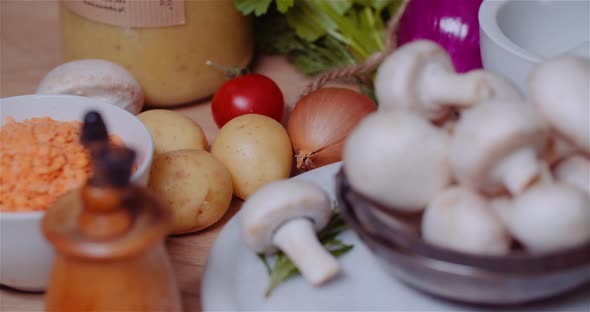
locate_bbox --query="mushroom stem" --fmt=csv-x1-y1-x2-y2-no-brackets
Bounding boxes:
422,70,492,110
272,218,340,286
491,147,540,195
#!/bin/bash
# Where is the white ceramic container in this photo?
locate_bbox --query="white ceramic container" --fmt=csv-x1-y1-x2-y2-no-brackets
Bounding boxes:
479,0,590,94
0,94,153,291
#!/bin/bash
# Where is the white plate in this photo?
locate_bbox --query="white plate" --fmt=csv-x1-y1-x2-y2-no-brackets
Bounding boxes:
201,162,590,311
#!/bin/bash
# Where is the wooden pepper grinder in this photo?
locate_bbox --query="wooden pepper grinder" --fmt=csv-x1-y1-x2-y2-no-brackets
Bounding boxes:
42,111,182,312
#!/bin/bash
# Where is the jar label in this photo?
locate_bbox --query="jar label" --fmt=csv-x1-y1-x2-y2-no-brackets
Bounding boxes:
61,0,185,28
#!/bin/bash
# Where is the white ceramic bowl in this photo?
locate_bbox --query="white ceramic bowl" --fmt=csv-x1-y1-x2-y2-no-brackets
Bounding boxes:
0,94,153,291
479,0,590,94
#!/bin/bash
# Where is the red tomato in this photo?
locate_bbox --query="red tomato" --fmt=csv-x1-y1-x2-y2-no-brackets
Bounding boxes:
211,73,285,128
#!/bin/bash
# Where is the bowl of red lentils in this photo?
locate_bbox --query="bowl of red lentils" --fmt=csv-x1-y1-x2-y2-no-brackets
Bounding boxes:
0,94,153,291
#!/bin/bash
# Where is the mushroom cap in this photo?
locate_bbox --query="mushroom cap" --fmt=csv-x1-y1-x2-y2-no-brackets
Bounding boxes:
375,40,453,115
36,59,144,114
239,180,332,253
343,111,452,212
451,98,548,194
506,183,590,253
528,56,590,154
422,187,510,255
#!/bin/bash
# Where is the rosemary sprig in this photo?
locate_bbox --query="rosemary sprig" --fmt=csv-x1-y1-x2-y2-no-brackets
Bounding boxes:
258,211,353,297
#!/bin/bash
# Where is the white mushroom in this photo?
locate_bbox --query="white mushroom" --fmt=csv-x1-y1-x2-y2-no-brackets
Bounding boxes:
489,196,512,221
451,98,549,195
239,180,339,286
343,111,452,212
37,59,144,114
422,187,511,255
554,154,590,194
541,134,578,165
471,69,522,101
375,40,521,121
500,183,590,253
528,55,590,155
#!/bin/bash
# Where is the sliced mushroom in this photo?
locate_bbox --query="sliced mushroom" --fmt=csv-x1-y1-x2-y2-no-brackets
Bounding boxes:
451,98,549,195
528,55,590,155
501,183,590,253
375,40,521,121
554,154,590,194
343,111,452,212
422,186,511,255
37,59,144,114
239,180,339,286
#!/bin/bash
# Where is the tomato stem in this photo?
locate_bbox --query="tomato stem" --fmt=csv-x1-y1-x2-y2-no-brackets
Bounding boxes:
206,60,248,79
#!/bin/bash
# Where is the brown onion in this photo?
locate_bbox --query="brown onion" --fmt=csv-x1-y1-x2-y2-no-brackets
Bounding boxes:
287,87,377,171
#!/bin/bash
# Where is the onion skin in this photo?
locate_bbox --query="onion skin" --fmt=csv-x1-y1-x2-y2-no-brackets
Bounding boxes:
397,0,483,73
287,88,377,172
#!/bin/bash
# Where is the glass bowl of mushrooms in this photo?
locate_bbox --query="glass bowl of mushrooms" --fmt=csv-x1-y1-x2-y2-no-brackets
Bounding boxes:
335,40,590,305
337,170,590,305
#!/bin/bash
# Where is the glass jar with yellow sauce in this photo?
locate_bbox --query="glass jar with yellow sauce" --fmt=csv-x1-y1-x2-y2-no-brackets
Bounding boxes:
59,0,252,107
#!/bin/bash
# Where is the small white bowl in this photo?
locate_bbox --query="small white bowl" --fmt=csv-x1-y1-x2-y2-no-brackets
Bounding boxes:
479,0,590,94
0,94,153,291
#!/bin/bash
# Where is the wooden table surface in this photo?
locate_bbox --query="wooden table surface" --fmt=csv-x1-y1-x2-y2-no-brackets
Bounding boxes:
0,1,315,311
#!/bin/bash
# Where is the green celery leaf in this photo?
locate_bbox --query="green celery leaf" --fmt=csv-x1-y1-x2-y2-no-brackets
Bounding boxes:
290,39,356,76
276,0,295,13
235,0,273,16
358,6,384,52
304,0,371,58
355,0,394,12
286,1,337,42
387,0,404,17
253,10,306,54
319,0,354,15
251,6,357,75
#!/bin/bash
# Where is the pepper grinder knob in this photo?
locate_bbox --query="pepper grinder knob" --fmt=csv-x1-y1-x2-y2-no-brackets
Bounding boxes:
80,110,108,146
78,111,136,239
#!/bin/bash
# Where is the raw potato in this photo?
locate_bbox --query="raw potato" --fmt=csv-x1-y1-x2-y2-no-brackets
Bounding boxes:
148,149,233,234
211,114,293,200
137,109,208,156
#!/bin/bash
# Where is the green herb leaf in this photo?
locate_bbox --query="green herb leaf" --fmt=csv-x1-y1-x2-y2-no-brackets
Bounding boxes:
387,0,405,17
258,254,272,275
318,212,350,242
276,0,295,13
290,35,357,75
238,0,404,77
329,242,354,257
356,0,394,12
323,0,354,16
259,211,354,297
235,0,273,16
286,1,335,42
264,253,299,297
